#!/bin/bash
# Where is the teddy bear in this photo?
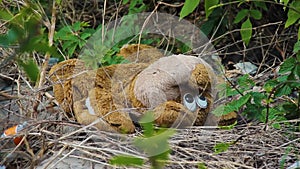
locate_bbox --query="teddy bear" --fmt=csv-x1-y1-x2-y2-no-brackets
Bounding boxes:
49,44,236,133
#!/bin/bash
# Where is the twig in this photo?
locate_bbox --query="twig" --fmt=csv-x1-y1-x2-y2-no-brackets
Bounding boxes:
33,0,57,116
157,1,184,8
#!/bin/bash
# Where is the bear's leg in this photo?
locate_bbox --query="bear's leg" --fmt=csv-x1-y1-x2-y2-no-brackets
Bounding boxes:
152,101,198,129
73,87,136,133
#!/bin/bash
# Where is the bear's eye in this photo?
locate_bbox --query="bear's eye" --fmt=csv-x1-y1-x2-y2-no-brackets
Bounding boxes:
195,95,208,109
183,93,197,112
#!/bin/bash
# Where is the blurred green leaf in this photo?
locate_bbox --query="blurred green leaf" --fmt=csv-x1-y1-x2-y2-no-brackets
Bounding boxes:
0,10,13,20
279,57,296,74
285,0,300,28
272,123,281,129
201,18,218,35
212,104,226,117
264,80,277,93
293,41,300,53
251,92,266,105
219,121,237,130
73,22,81,32
280,0,290,10
180,0,200,19
134,129,175,157
55,21,94,57
214,142,230,154
234,9,248,24
139,111,155,137
214,93,251,116
230,93,251,110
240,18,252,45
198,163,207,169
110,155,144,166
249,9,262,20
298,26,300,40
122,0,129,4
205,0,219,18
237,74,255,92
275,85,292,97
254,1,268,11
17,58,40,83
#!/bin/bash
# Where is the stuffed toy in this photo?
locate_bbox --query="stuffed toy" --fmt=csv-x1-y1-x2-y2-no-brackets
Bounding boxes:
49,44,236,133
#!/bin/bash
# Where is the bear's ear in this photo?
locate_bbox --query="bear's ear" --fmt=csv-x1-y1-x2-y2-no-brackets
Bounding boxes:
189,63,212,92
117,44,163,64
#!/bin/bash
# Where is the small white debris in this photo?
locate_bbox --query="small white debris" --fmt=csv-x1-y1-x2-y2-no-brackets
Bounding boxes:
287,161,300,169
234,62,258,75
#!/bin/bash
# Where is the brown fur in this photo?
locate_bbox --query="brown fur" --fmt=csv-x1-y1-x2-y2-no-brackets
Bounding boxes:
49,44,237,133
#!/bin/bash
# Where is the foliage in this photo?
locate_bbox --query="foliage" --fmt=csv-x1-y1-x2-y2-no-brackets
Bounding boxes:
284,0,300,37
17,58,40,82
213,44,300,128
110,112,175,168
54,21,95,58
0,2,59,83
110,155,144,167
180,0,299,43
122,0,147,14
213,142,231,154
179,0,201,19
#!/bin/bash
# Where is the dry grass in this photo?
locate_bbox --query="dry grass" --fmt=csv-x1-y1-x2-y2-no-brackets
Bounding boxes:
1,104,299,169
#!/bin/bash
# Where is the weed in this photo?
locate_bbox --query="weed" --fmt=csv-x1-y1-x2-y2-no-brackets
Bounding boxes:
110,112,175,168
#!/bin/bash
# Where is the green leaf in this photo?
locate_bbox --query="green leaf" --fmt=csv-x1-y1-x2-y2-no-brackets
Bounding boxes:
0,28,19,47
122,0,129,4
17,58,40,83
211,105,226,117
134,129,175,156
68,44,77,57
237,74,255,90
254,2,268,11
280,0,290,10
81,32,92,40
198,163,207,169
293,41,300,53
294,64,300,78
0,10,13,20
179,0,201,19
204,0,219,18
285,0,300,28
213,142,231,154
275,84,292,97
219,121,237,130
240,18,252,45
264,79,278,92
213,93,251,116
73,22,82,32
200,18,218,35
232,93,251,109
249,9,262,20
62,41,76,51
272,123,281,129
110,155,144,166
298,26,300,40
251,92,266,105
234,9,249,24
279,57,296,74
139,112,153,136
